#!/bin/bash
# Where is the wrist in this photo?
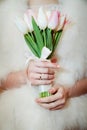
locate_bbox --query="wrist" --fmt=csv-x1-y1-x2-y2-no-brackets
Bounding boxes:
67,83,78,98
0,70,28,91
26,59,34,81
17,68,28,86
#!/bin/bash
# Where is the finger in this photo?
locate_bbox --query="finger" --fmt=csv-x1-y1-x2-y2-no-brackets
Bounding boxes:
58,87,64,97
37,99,65,110
31,67,55,74
35,60,59,69
51,58,57,63
49,87,64,97
58,87,64,94
36,92,63,103
49,87,58,94
31,79,54,86
28,62,36,73
50,104,64,111
29,73,54,80
40,73,55,80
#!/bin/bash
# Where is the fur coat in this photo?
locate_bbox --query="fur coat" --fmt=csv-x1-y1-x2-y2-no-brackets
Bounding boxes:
0,0,87,130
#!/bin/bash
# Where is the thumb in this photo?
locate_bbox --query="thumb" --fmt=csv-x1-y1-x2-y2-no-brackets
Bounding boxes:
58,87,64,97
51,58,57,63
49,87,58,94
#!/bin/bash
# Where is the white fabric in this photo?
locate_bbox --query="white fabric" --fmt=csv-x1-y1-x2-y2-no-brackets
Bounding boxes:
0,0,87,130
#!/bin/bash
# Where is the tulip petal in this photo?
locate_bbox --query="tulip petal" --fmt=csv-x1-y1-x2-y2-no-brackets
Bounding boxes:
41,46,52,59
48,11,59,30
57,14,66,30
15,17,28,34
24,10,35,32
37,7,48,30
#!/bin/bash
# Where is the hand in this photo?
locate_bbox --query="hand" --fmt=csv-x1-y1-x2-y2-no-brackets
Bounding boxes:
0,70,27,91
36,84,69,110
27,59,59,86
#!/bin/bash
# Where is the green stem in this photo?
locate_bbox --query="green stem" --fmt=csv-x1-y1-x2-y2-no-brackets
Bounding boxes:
39,91,51,98
43,29,46,46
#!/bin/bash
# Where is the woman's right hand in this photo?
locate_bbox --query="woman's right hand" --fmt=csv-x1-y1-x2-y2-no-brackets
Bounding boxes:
27,60,59,86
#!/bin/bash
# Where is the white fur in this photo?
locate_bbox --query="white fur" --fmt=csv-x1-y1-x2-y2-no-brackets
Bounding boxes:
0,0,87,130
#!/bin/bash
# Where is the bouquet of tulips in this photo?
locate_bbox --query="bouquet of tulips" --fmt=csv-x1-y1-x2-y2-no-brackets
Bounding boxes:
15,7,68,97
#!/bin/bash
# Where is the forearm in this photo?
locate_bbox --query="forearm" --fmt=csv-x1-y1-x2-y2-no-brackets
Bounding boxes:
69,78,87,98
0,69,27,90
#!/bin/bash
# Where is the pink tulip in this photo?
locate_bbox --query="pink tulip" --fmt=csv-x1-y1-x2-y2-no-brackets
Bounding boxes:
57,14,66,31
48,11,59,30
24,10,37,32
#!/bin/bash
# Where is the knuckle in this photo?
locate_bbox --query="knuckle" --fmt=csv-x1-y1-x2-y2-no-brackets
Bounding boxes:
45,68,49,73
51,102,56,108
50,75,54,79
47,74,49,79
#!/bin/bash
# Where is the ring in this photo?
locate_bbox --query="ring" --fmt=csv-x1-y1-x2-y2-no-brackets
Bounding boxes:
40,74,44,80
40,75,42,80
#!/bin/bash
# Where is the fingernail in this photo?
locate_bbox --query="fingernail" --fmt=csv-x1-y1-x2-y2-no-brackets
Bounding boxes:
35,99,39,102
35,98,40,103
49,87,55,94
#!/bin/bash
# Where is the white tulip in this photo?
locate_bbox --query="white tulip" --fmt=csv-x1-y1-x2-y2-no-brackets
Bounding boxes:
37,7,48,30
41,46,52,59
46,10,51,20
15,17,28,34
24,13,33,32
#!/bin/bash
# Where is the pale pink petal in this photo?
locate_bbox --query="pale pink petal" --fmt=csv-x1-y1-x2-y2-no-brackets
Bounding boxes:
57,14,66,31
24,10,37,32
48,11,59,30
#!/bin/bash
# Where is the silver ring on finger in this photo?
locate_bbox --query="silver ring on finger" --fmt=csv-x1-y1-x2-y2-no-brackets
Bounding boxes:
40,75,42,80
40,74,45,80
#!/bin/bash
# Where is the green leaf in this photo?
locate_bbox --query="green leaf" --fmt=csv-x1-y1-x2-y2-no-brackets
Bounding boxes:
54,30,62,51
30,32,35,41
43,29,46,46
32,17,44,51
48,30,62,59
46,28,53,51
24,34,40,58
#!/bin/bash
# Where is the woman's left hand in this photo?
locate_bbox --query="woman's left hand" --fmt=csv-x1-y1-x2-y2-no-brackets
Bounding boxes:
36,84,69,110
